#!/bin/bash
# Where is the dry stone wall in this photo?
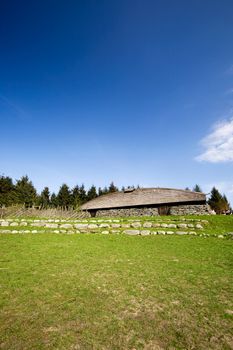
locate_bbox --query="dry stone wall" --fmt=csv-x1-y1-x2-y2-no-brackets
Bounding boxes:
169,204,211,215
95,207,159,217
95,204,210,217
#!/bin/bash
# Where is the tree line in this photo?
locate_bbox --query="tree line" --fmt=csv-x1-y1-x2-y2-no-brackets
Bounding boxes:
0,175,231,213
0,175,135,209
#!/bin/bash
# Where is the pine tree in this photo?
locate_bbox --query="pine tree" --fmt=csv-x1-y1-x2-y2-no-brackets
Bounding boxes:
102,186,109,195
57,184,71,209
98,187,103,196
109,181,118,193
39,187,50,208
50,193,58,208
71,185,80,208
0,175,15,207
79,184,87,204
193,184,202,192
208,187,224,214
222,194,231,213
14,175,37,207
87,185,97,201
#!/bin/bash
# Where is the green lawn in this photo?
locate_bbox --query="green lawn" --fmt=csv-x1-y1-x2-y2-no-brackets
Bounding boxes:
1,227,233,350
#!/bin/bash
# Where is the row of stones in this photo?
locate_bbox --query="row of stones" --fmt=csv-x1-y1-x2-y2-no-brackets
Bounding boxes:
0,228,232,239
0,221,204,229
0,218,209,223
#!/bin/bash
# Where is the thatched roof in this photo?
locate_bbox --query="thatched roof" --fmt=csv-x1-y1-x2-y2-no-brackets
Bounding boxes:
81,188,206,210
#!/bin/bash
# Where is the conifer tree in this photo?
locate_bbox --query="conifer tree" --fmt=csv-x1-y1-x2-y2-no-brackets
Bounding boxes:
72,185,81,208
109,181,118,193
193,184,202,192
102,186,109,195
14,175,37,207
50,193,58,208
208,187,224,214
87,185,97,201
222,194,231,212
98,187,103,196
79,184,87,204
39,187,50,208
0,175,15,206
57,184,71,209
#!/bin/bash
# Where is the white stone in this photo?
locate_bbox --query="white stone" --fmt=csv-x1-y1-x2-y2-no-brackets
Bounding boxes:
166,231,174,235
88,224,98,229
111,223,121,228
1,222,9,226
20,222,28,226
121,224,130,228
46,223,58,228
140,230,150,236
74,224,88,229
100,223,110,228
12,230,18,234
168,224,177,228
60,224,73,229
177,224,187,229
10,222,18,226
31,230,38,233
218,235,224,238
176,231,187,235
157,231,166,235
101,230,109,234
161,223,168,228
131,222,141,228
153,223,161,227
124,230,140,235
196,224,203,229
143,222,152,228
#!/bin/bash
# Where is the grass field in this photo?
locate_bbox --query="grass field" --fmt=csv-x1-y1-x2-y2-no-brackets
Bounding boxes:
0,216,233,349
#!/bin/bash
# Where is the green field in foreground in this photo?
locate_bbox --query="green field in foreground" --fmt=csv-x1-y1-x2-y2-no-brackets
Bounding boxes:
1,223,233,349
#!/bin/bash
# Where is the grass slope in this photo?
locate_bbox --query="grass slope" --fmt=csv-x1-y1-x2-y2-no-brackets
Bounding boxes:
1,231,233,349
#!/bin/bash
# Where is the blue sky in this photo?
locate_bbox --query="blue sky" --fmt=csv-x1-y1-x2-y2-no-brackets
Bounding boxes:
1,1,233,203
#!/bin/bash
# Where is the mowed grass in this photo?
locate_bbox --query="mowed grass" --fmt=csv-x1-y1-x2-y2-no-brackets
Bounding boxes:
0,232,233,349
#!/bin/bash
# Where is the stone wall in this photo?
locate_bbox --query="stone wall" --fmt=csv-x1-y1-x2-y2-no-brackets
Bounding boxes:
169,204,211,215
94,204,210,217
95,207,159,217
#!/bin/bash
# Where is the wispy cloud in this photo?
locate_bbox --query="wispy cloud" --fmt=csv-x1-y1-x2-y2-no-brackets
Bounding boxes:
195,117,233,163
226,64,233,75
225,88,233,95
0,94,28,119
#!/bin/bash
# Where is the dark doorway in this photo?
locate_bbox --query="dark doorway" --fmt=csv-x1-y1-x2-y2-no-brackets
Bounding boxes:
89,210,97,217
158,206,170,215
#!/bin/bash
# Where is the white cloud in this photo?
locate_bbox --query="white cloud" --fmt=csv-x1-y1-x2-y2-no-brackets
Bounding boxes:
196,117,233,162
